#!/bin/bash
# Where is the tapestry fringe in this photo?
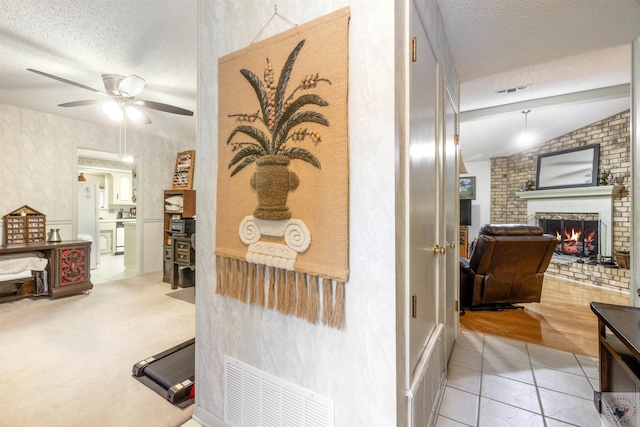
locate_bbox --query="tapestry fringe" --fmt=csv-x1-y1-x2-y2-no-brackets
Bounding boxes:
257,265,265,306
307,274,319,324
239,260,249,303
215,255,345,329
267,266,276,309
230,259,239,299
321,277,333,326
248,262,257,305
215,256,223,295
295,272,308,320
276,268,286,314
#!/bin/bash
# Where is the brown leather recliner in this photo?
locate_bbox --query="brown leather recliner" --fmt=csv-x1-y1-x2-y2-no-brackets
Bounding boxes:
460,224,558,310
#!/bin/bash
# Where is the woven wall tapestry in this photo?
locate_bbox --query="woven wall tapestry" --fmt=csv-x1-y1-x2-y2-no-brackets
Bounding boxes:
215,7,350,329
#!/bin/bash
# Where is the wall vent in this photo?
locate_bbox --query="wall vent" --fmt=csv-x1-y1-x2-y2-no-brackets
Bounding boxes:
224,356,335,427
495,85,530,95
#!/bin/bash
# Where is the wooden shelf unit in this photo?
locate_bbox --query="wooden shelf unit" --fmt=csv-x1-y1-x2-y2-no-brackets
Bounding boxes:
459,226,469,258
163,189,196,246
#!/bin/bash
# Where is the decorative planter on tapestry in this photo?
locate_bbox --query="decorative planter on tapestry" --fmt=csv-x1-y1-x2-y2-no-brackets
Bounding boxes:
251,155,299,220
215,8,350,329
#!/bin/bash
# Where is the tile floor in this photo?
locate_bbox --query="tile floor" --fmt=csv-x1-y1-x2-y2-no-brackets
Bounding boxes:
91,253,138,284
436,330,607,427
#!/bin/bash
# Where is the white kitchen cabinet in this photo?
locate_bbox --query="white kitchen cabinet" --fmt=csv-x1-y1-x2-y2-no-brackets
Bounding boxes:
99,221,116,254
99,230,113,254
112,172,134,205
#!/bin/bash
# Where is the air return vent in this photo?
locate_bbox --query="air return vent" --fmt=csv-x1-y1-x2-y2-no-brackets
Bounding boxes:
225,356,335,427
495,85,530,95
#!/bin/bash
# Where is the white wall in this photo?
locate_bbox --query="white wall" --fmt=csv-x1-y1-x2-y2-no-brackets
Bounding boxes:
196,1,397,426
196,0,458,426
462,160,491,241
0,103,193,273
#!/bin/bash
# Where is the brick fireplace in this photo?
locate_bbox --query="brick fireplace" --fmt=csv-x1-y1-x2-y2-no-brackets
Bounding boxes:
489,110,631,294
517,185,621,258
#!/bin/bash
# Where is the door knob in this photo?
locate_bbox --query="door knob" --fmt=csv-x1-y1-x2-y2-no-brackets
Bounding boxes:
432,245,445,255
447,241,456,249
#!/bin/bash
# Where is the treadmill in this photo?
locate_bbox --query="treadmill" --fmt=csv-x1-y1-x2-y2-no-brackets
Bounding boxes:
132,338,195,406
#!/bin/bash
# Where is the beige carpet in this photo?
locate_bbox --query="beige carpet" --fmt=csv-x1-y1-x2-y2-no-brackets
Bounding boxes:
0,272,195,427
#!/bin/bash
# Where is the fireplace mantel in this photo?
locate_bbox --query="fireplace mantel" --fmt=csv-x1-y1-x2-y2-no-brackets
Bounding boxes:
515,185,623,200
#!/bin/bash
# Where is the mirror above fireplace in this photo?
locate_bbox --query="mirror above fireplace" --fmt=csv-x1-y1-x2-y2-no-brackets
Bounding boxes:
536,144,600,190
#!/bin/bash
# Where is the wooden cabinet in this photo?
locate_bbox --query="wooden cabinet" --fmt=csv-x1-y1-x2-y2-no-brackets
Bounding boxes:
0,240,93,301
3,205,46,245
170,235,195,289
163,189,196,246
112,172,134,205
49,241,93,297
163,245,173,284
591,302,640,417
459,227,469,258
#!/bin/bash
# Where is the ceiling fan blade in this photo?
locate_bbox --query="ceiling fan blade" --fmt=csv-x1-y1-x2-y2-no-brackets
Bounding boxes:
134,99,194,116
59,99,104,108
119,74,145,97
27,69,108,96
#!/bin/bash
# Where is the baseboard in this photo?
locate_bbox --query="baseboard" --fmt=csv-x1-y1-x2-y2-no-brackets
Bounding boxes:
193,405,226,427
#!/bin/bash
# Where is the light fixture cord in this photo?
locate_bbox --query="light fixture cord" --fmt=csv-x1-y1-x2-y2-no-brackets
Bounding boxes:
124,108,127,156
522,109,531,131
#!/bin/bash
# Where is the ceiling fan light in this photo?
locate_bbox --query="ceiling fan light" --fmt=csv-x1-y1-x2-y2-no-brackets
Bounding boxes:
126,105,143,121
102,100,123,121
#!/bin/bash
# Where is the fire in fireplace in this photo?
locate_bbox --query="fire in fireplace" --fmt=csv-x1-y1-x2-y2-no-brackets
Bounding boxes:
538,214,599,257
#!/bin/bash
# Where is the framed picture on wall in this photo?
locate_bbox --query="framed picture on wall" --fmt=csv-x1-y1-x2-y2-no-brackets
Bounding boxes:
459,176,476,200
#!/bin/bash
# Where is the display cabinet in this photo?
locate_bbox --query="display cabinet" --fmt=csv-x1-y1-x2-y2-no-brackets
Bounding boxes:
3,205,46,245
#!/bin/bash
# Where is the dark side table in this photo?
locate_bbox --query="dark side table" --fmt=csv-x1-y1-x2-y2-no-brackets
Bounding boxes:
590,302,640,424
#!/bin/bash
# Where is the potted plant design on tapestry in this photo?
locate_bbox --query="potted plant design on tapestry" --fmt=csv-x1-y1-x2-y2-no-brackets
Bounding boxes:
215,7,350,328
225,39,330,270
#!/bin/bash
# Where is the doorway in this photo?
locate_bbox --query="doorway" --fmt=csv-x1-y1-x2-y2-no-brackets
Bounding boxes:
77,148,139,284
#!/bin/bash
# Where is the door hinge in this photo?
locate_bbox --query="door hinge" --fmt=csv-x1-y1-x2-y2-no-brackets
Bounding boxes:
411,37,417,62
411,294,417,318
454,300,459,312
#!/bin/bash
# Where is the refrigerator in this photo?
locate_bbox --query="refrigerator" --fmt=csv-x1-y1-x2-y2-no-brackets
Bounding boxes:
78,181,100,269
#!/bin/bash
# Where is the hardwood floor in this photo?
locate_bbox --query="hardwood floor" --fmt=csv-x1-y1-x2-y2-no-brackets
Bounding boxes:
459,274,631,358
460,301,599,357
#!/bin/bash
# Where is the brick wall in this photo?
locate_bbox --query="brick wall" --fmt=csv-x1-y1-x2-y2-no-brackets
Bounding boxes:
490,110,631,292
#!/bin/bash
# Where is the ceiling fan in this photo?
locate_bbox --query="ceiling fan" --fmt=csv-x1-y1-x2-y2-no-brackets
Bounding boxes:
27,69,194,124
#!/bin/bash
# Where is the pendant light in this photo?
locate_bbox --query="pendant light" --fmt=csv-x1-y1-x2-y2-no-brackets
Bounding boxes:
519,109,534,144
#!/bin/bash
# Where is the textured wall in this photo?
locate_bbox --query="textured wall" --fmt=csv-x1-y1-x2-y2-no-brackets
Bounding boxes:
196,1,399,426
490,110,631,291
0,102,193,272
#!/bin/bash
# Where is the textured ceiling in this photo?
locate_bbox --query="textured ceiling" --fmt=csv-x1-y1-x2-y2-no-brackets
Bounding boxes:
1,1,640,160
437,0,640,161
0,0,197,141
